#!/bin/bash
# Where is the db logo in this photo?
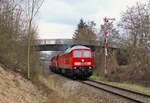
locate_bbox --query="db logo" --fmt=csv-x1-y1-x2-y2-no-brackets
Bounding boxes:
81,59,85,62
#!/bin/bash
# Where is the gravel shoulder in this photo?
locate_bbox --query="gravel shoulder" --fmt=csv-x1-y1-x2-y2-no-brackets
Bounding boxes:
39,73,136,103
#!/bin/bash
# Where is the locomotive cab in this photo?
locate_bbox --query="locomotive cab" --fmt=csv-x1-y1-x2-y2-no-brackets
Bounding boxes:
72,49,93,66
71,47,93,78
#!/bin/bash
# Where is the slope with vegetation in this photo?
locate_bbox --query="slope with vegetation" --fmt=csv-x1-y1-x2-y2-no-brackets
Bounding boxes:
73,1,150,86
0,65,47,103
110,1,150,85
0,0,43,79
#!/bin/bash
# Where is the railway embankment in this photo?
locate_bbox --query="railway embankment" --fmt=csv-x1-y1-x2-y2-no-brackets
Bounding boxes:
39,73,137,103
0,65,48,103
0,65,68,103
91,73,150,95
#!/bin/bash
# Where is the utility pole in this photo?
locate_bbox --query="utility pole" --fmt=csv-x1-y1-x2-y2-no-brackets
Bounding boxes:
102,17,115,76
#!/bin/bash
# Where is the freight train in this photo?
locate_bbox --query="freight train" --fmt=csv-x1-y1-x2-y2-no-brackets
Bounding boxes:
49,45,94,79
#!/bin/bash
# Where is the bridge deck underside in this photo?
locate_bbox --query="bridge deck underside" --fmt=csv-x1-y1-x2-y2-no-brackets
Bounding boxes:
35,44,116,51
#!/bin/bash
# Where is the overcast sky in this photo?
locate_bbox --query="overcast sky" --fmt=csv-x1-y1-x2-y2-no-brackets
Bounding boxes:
37,0,147,39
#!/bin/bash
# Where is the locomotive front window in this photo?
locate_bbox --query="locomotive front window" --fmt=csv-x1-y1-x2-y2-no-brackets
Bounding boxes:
83,50,91,57
73,50,82,57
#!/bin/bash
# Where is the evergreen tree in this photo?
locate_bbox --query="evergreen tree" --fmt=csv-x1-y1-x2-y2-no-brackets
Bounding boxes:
73,18,97,45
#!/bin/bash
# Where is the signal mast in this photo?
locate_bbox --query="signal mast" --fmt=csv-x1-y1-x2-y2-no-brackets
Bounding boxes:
102,17,115,76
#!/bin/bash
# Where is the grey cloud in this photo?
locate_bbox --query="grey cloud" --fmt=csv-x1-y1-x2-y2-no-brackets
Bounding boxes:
39,0,103,26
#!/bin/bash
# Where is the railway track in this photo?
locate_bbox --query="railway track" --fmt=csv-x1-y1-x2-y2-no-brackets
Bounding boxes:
80,80,150,103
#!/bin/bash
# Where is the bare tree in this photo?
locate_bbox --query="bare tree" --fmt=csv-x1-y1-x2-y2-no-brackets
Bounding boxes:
118,1,150,84
0,0,44,79
120,2,150,48
22,0,44,79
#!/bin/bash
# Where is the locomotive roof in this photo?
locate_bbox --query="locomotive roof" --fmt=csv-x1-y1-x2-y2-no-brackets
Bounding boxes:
65,45,90,53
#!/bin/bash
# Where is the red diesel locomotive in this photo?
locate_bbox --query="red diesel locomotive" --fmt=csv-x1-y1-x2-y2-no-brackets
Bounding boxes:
49,45,94,79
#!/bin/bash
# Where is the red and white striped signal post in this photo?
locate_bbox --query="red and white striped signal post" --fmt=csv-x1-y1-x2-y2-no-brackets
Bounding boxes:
102,17,115,76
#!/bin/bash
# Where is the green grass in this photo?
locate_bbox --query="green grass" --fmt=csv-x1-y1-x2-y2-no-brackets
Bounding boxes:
90,72,107,81
90,73,97,79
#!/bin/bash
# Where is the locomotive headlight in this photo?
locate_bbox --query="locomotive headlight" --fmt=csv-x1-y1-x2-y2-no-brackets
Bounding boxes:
74,62,81,65
73,67,77,69
86,62,91,65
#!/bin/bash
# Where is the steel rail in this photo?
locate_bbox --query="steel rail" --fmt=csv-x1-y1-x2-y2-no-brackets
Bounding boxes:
80,80,150,103
89,79,150,98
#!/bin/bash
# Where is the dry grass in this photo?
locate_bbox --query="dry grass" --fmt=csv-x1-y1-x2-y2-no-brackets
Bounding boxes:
109,81,150,95
95,76,150,95
0,66,47,103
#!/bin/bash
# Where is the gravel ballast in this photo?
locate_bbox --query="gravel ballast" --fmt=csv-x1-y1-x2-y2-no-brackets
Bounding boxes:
40,73,137,103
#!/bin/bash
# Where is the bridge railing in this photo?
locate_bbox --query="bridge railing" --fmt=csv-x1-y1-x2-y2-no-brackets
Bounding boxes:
35,39,73,45
35,39,101,46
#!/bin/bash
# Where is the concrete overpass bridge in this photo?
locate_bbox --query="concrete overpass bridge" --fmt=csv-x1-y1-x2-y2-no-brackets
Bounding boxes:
35,39,117,51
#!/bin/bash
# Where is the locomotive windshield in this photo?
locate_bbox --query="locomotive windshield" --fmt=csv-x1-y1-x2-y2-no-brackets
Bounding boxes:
73,50,82,57
83,50,91,57
73,50,91,57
